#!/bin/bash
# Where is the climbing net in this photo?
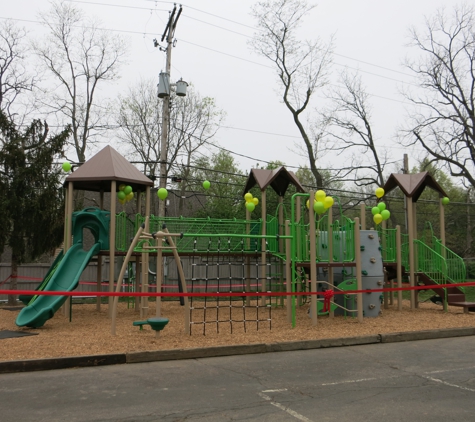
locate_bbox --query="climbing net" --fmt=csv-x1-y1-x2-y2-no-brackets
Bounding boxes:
189,237,272,335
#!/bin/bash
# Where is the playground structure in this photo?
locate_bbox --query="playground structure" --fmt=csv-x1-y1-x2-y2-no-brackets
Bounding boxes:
13,147,475,333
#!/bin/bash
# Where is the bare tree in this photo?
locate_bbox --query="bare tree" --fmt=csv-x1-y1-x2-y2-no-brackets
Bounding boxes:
249,0,333,188
34,1,128,163
116,79,161,179
172,94,224,214
401,4,475,188
116,80,224,213
0,20,35,121
323,71,388,188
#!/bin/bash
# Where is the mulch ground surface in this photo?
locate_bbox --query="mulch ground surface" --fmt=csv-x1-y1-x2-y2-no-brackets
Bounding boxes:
1,299,474,362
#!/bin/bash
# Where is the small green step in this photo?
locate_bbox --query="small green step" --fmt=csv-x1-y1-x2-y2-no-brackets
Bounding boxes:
133,317,169,331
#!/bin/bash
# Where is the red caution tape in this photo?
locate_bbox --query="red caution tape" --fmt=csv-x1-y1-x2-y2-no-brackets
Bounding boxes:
2,280,475,299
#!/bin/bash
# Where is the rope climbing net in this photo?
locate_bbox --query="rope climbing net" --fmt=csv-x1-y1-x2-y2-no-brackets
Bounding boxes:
189,237,272,335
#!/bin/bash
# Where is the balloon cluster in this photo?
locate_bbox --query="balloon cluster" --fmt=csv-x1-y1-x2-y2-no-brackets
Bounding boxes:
372,187,390,225
243,192,259,212
306,190,334,215
118,184,134,205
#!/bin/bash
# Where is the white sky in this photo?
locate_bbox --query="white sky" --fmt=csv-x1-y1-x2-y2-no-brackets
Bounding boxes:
2,0,465,176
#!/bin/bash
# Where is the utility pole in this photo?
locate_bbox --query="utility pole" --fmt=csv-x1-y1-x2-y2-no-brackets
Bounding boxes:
157,4,183,218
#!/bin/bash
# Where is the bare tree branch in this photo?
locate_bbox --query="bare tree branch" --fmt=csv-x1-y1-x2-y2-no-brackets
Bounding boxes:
249,0,333,188
34,1,128,162
401,4,475,188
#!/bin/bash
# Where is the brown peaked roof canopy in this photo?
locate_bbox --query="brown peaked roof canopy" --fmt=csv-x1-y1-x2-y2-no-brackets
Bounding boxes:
243,167,306,196
383,172,447,202
64,145,154,192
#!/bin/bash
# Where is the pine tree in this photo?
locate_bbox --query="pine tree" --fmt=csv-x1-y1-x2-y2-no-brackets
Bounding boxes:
0,112,70,304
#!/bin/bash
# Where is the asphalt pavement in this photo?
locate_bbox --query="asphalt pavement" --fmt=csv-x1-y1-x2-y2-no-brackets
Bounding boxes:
1,335,475,421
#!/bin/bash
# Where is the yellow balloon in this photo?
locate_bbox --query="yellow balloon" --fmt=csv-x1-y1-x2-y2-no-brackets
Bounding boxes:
373,213,383,225
375,187,385,199
315,190,326,202
244,192,253,201
252,197,259,206
126,192,134,201
323,196,334,209
306,199,310,209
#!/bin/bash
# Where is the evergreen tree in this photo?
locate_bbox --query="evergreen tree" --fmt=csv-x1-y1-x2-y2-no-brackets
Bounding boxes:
0,111,70,304
191,151,246,220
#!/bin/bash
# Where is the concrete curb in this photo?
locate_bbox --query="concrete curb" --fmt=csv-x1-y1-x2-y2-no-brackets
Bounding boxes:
0,354,125,374
1,327,474,374
126,344,268,364
379,327,475,343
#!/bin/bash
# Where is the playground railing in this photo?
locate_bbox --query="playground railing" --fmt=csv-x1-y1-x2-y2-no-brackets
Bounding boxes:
133,215,264,253
293,215,355,263
379,228,397,263
434,239,466,285
401,234,409,270
115,213,136,252
414,239,447,286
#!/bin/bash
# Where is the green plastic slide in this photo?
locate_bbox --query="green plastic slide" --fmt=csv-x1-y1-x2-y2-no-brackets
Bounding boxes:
19,250,64,306
15,242,101,328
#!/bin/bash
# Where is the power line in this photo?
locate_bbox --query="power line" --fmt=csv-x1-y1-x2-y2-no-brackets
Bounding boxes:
66,0,167,12
58,1,418,85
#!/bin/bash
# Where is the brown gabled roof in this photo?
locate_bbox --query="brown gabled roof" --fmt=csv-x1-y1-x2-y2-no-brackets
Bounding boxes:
64,145,154,192
383,172,447,202
243,166,306,196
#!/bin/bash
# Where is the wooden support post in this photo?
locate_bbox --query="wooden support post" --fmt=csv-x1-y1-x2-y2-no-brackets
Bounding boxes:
97,190,104,311
382,220,389,309
328,206,334,319
407,197,416,310
135,255,141,312
108,180,117,318
246,209,251,307
156,237,162,318
260,189,267,307
309,191,317,326
354,217,363,322
285,220,292,324
63,182,74,318
396,225,403,311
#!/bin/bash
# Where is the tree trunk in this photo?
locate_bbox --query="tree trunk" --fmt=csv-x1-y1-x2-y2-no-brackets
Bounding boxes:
8,256,18,306
466,188,472,255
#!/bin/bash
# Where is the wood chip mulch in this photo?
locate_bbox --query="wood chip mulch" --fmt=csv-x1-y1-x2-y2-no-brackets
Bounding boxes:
0,299,474,362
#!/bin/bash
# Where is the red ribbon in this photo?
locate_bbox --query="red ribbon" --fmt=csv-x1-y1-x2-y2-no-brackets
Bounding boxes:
323,289,334,313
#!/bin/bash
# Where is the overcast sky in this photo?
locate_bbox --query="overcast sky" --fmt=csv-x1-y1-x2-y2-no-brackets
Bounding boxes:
2,0,466,177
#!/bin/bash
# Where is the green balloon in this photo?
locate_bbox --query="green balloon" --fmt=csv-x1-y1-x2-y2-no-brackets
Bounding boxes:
246,201,255,212
117,191,126,201
377,202,386,211
442,197,450,205
203,180,210,190
157,188,168,200
62,161,71,172
381,209,390,220
371,206,380,216
314,201,325,214
123,185,132,195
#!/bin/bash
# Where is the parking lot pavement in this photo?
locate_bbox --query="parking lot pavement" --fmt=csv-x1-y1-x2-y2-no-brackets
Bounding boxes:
1,336,475,421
